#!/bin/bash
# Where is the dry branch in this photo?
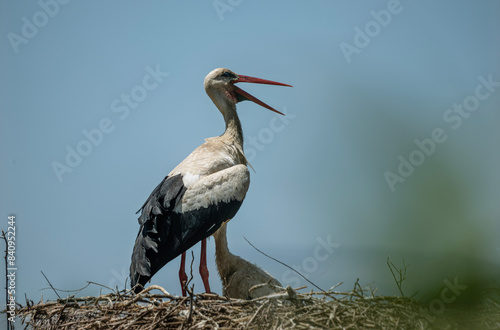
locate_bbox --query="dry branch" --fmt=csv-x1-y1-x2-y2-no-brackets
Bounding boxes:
16,282,500,329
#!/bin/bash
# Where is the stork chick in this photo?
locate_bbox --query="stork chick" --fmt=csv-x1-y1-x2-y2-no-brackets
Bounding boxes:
213,222,283,299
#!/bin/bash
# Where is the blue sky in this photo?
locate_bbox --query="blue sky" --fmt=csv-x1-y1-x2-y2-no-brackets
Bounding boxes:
1,0,499,314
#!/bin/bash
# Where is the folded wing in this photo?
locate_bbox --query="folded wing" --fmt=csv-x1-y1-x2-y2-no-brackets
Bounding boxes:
130,164,250,291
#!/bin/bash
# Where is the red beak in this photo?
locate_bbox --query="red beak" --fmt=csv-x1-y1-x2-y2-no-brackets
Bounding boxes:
234,75,292,115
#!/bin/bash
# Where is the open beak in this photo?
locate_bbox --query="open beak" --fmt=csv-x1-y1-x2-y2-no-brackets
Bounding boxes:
234,75,292,115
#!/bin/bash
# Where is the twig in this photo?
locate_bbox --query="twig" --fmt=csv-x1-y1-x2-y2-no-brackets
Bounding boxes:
137,284,171,296
248,280,283,295
86,281,115,293
386,257,407,297
243,236,337,300
185,251,195,291
187,284,195,324
40,271,61,299
186,251,195,324
246,300,267,327
328,282,343,292
40,281,92,294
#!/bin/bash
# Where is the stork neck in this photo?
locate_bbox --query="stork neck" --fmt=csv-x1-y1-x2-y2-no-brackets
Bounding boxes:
222,107,244,147
206,88,244,147
214,223,231,259
214,223,235,276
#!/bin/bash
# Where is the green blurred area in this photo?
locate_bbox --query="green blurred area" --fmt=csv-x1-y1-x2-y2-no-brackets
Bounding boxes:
328,80,500,307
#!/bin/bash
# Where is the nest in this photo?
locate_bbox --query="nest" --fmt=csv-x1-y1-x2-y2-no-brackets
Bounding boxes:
17,282,500,329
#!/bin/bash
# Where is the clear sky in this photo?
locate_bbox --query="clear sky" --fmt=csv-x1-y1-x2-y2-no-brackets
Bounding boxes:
1,0,499,315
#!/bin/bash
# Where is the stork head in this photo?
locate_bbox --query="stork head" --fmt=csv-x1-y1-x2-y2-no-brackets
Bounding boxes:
204,68,292,116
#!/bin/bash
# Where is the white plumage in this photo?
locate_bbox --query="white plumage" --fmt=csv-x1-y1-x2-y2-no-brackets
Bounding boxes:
129,68,291,295
175,165,250,213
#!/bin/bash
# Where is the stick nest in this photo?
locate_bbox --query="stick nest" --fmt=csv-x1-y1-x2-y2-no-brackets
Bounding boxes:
17,283,500,329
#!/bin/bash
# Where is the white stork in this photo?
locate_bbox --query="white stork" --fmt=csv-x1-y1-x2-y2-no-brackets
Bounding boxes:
130,68,291,295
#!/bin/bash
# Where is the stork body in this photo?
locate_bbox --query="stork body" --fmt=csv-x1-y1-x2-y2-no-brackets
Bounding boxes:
130,68,291,294
130,138,249,293
214,222,283,299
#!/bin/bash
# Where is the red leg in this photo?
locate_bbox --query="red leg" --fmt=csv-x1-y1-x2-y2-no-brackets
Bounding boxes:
199,239,211,293
179,252,187,296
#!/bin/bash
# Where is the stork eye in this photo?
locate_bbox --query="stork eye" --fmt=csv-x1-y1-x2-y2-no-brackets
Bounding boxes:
221,72,234,78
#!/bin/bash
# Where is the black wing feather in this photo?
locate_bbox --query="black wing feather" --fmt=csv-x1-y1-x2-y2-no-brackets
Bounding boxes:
129,173,243,292
130,174,186,289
